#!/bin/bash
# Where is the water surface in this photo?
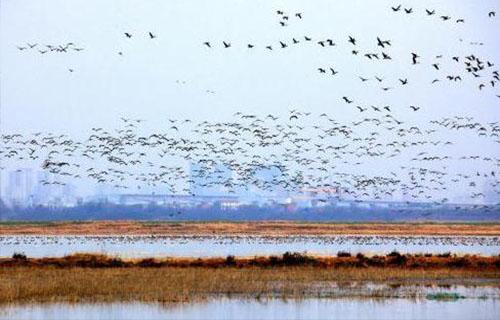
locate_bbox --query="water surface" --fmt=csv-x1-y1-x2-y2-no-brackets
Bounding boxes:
1,297,499,320
1,235,498,258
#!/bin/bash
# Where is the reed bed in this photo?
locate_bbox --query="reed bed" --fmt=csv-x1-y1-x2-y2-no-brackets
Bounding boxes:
0,252,498,303
1,265,499,303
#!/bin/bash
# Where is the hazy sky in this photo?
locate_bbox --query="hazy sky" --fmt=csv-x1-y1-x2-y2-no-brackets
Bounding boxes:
1,0,500,201
1,0,499,132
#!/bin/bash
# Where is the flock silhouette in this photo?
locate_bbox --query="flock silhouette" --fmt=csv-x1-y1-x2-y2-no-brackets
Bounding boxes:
202,16,498,95
1,111,499,210
16,42,84,54
6,4,500,209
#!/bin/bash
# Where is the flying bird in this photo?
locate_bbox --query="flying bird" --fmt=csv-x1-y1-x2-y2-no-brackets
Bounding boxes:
411,53,420,64
342,96,353,104
391,5,401,12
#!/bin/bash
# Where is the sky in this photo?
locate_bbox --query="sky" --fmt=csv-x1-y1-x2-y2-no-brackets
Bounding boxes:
1,0,500,202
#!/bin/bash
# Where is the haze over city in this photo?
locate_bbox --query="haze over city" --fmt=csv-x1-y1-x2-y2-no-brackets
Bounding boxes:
2,1,500,219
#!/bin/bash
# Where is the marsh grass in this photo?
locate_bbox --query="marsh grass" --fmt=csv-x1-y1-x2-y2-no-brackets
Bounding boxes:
0,252,498,303
1,266,498,304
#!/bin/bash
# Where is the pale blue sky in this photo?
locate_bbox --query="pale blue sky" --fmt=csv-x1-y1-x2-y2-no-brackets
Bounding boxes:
1,0,500,202
1,0,499,132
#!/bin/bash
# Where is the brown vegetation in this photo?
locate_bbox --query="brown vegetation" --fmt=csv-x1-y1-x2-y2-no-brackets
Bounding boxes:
1,252,499,270
1,261,499,303
1,220,499,236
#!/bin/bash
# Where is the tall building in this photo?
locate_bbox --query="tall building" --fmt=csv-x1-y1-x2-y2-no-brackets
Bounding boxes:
7,169,34,207
61,183,77,206
32,171,54,205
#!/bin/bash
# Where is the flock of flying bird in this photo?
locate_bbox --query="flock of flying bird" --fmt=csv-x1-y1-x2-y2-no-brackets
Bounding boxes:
6,4,500,211
201,7,499,96
16,42,84,54
1,111,500,210
391,4,496,21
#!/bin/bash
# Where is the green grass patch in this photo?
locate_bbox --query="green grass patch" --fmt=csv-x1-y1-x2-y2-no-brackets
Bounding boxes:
426,292,465,301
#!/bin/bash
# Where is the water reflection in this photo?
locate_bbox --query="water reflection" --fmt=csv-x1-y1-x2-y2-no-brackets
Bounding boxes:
1,297,499,320
1,235,498,258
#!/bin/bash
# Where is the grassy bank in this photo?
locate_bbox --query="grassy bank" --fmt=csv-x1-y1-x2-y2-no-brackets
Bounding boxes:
1,265,499,303
1,220,499,235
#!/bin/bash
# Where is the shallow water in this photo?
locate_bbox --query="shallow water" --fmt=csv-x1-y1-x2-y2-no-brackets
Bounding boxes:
1,297,499,320
0,235,498,258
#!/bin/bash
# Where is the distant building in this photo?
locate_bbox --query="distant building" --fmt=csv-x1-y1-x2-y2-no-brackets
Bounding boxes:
189,162,233,196
32,171,53,205
6,169,34,207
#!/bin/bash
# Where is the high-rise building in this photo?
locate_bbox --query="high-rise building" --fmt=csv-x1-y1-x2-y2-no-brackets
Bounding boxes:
61,183,77,206
32,171,54,205
7,169,34,207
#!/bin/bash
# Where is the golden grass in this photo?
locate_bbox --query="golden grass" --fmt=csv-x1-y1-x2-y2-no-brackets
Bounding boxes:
1,266,498,304
1,253,499,303
1,220,499,236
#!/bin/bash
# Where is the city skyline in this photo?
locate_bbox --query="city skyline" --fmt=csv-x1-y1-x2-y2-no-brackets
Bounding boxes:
1,0,500,210
1,166,498,209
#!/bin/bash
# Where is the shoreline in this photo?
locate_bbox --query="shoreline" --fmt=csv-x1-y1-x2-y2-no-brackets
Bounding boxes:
1,220,499,236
